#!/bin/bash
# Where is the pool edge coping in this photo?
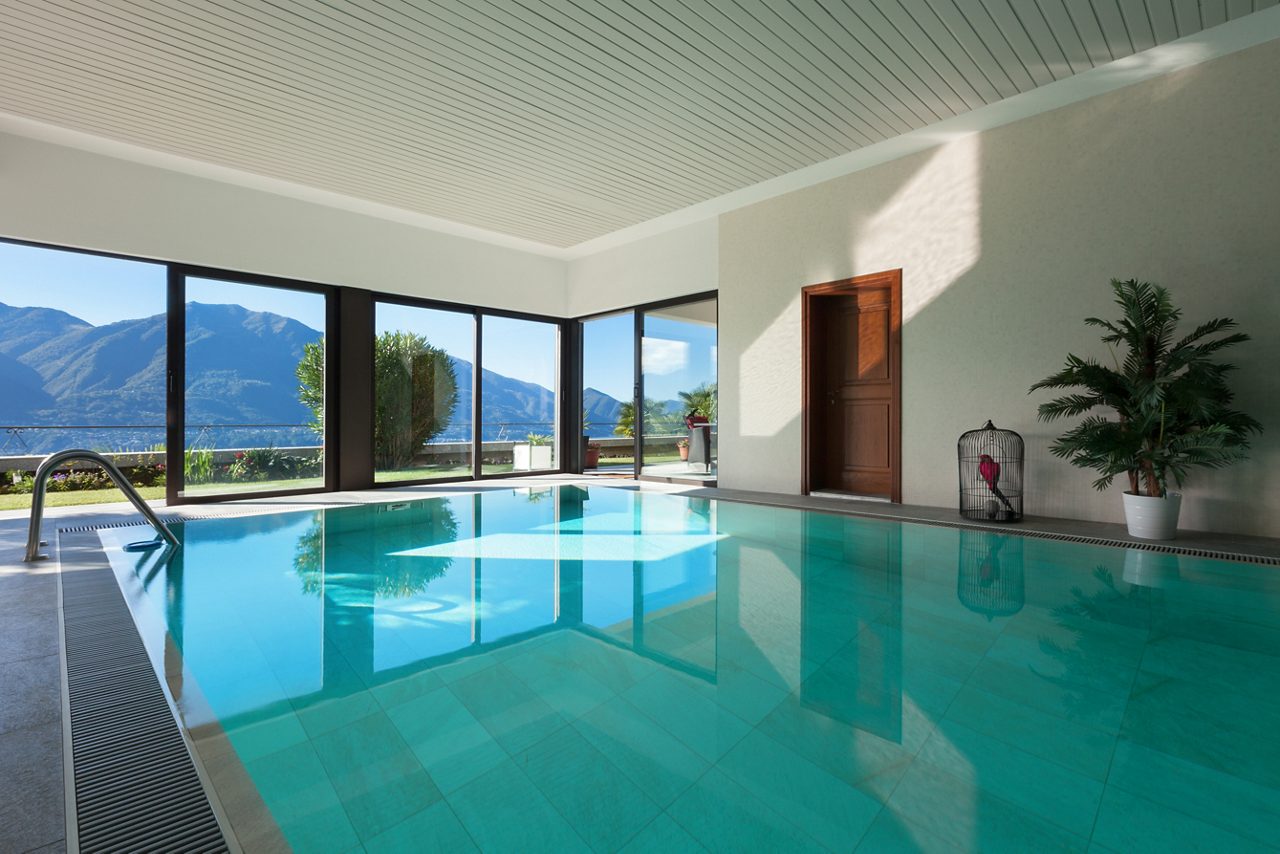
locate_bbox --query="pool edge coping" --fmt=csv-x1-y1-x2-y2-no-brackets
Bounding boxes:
56,486,1280,567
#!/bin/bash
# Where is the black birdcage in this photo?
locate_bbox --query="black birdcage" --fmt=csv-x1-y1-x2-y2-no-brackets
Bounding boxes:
958,420,1023,522
956,529,1025,619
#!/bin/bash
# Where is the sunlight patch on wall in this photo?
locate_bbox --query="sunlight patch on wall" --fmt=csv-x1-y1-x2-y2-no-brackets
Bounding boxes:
856,136,981,323
736,293,802,438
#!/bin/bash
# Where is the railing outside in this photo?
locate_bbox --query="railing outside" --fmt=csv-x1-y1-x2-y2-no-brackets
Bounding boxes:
0,421,572,473
0,421,714,488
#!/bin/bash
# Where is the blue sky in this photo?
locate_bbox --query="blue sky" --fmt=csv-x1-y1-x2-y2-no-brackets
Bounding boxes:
583,310,717,402
582,311,635,400
0,240,167,324
2,240,715,402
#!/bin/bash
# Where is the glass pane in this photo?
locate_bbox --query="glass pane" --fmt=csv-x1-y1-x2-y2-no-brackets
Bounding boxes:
581,311,634,474
182,277,326,496
641,298,717,481
480,315,559,475
0,241,166,509
373,302,474,482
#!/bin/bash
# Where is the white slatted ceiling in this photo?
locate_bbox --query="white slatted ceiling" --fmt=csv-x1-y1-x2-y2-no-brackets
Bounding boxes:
0,0,1272,248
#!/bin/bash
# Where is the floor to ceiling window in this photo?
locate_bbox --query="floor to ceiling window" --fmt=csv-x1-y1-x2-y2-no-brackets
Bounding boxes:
640,298,717,482
480,315,560,476
0,240,168,509
2,236,570,506
581,310,635,475
181,276,328,497
575,295,717,484
372,301,475,483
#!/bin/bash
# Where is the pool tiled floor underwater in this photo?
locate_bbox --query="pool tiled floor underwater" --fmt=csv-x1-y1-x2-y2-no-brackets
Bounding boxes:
69,486,1280,851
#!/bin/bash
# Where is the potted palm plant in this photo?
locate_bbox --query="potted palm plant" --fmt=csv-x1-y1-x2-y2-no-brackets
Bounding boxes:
1030,279,1260,540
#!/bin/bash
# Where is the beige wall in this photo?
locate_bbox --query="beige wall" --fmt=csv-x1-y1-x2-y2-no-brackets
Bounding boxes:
566,218,718,317
0,131,565,314
718,39,1280,537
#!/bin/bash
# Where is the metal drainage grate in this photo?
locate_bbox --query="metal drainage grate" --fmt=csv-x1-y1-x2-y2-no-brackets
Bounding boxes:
696,494,1280,567
60,531,229,853
57,511,248,534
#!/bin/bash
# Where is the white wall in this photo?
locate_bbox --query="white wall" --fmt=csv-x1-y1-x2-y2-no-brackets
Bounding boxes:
717,39,1280,537
0,131,565,314
566,218,718,316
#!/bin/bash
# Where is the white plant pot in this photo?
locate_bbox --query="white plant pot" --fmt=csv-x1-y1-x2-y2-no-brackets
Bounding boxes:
513,444,553,471
1122,491,1182,540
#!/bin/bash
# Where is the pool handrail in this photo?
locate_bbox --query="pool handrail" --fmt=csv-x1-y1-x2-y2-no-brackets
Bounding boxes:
24,449,180,562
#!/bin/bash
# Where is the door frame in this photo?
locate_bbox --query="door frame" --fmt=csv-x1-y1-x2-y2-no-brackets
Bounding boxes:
801,269,903,502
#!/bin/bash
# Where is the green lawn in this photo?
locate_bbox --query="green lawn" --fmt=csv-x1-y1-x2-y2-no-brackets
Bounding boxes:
0,485,166,511
181,477,325,496
375,465,477,482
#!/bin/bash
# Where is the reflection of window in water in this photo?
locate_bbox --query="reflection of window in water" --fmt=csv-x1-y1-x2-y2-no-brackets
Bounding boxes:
578,493,718,681
293,501,459,598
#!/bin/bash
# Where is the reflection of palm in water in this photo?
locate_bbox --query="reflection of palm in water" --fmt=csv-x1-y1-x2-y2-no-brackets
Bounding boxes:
1033,566,1149,718
293,503,459,598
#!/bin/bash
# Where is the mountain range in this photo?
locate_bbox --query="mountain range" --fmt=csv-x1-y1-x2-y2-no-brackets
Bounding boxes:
0,301,626,451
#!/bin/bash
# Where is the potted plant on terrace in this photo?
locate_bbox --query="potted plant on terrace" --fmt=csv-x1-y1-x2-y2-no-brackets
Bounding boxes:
585,441,602,469
1029,279,1260,540
513,433,553,471
677,438,690,461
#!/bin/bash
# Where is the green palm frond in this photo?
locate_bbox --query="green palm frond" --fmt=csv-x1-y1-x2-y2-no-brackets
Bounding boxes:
1028,278,1260,496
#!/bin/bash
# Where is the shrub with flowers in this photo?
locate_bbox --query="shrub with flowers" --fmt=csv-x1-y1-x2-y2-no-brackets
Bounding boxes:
1,463,166,495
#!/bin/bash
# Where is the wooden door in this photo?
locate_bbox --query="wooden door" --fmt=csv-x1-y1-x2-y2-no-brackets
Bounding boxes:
803,271,901,500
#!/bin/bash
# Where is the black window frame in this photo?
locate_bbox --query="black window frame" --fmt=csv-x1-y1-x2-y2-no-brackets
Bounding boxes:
368,291,571,488
573,290,719,484
167,263,339,505
0,234,573,505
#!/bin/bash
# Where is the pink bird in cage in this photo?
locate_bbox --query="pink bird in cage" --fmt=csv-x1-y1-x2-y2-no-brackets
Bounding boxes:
978,453,1017,517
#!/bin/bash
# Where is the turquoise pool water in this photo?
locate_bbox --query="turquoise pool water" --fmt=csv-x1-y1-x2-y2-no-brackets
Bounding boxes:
99,486,1280,853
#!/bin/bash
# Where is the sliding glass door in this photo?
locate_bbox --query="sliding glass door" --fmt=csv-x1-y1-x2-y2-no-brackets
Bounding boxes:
576,295,718,483
640,298,717,480
180,276,328,497
480,315,559,475
581,310,635,475
372,301,474,482
0,240,167,509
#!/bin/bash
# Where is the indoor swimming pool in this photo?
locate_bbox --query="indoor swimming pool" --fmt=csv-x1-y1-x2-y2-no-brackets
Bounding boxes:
97,485,1280,852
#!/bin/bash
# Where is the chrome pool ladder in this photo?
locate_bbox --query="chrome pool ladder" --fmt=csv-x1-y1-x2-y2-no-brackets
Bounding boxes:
24,449,180,562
